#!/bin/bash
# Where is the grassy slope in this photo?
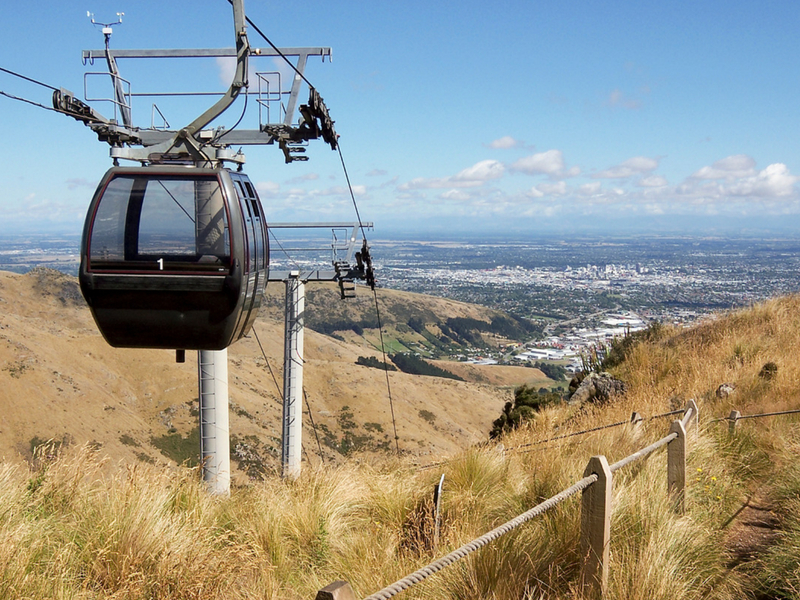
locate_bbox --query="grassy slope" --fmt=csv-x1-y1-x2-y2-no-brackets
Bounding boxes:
0,271,548,478
3,289,800,598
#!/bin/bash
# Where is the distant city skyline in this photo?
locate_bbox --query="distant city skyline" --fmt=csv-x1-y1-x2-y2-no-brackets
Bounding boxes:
1,1,799,237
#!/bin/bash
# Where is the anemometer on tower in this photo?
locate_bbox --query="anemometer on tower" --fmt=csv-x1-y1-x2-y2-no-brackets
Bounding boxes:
48,0,376,489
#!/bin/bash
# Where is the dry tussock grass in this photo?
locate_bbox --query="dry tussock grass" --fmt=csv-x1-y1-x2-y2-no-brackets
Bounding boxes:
618,295,800,418
4,296,800,599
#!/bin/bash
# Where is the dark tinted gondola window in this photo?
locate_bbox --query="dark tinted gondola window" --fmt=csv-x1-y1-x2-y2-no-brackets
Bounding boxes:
88,176,133,262
138,179,197,255
89,175,231,271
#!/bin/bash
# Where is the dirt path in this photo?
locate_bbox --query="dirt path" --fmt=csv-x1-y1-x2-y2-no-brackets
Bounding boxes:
723,492,781,568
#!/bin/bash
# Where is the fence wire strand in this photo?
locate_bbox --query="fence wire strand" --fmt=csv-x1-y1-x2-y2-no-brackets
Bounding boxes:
362,473,599,600
364,410,699,600
418,407,692,471
358,402,800,600
710,408,800,424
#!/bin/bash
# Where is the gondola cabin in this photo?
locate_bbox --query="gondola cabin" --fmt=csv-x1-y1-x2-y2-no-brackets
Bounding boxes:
79,166,269,350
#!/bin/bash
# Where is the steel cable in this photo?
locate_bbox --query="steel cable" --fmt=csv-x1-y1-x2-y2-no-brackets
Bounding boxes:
0,66,58,90
419,407,694,470
733,408,800,421
362,473,599,600
0,90,60,113
363,409,701,599
609,432,678,473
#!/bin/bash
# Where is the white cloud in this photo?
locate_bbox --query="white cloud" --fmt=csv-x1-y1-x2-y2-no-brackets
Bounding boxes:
726,163,798,198
527,182,568,198
439,189,472,201
511,150,568,176
639,175,668,187
675,159,798,203
285,173,319,184
398,178,443,190
378,176,399,189
487,136,523,149
594,156,659,179
578,182,602,195
256,181,280,196
538,181,568,196
366,169,388,177
0,195,84,224
453,160,505,182
526,186,544,198
691,154,757,180
399,160,504,190
311,185,366,197
644,203,666,215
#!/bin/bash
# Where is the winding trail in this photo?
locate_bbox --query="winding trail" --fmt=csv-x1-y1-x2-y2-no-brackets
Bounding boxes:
723,491,781,568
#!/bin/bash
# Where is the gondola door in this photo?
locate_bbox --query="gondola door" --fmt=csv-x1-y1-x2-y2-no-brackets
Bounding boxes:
229,174,268,337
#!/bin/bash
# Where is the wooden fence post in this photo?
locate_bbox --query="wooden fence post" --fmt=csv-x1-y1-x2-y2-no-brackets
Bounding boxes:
433,473,445,549
728,410,740,435
580,455,612,599
684,399,699,433
668,419,687,514
630,411,643,438
315,581,356,600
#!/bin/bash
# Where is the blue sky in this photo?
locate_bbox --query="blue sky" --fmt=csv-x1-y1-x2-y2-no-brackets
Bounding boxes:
1,0,799,237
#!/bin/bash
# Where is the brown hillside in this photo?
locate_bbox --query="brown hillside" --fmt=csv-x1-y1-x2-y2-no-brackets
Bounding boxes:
429,360,552,387
0,270,548,479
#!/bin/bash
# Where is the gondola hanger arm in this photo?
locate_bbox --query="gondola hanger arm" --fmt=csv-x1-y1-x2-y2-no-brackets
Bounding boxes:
181,0,249,139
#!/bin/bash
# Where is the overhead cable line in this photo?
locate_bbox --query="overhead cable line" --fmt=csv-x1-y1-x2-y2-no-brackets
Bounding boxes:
303,389,326,463
336,139,400,454
268,228,303,273
231,0,397,453
225,0,315,89
0,66,58,91
0,67,64,113
253,326,284,402
371,295,400,454
0,90,60,114
254,325,326,464
213,89,248,143
337,144,370,240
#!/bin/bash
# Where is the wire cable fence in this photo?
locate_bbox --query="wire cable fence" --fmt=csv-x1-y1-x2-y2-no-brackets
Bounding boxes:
417,408,685,471
320,401,700,600
508,408,684,452
709,407,800,425
361,474,599,600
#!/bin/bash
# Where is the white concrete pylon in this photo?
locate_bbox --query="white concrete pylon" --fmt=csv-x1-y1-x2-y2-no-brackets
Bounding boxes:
198,349,231,495
282,273,305,479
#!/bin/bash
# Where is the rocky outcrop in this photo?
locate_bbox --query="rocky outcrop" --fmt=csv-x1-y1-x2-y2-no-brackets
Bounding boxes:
716,383,736,399
568,371,627,406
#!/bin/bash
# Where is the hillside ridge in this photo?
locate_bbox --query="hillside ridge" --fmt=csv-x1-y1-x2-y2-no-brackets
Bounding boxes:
0,269,552,479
